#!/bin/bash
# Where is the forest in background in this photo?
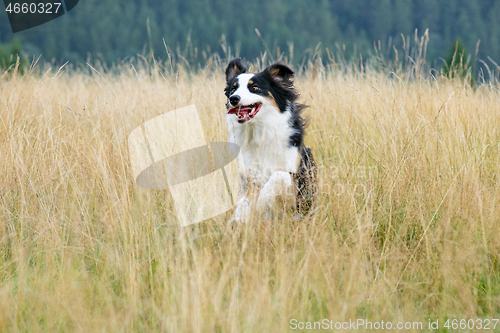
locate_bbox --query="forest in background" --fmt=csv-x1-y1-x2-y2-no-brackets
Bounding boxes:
1,0,500,68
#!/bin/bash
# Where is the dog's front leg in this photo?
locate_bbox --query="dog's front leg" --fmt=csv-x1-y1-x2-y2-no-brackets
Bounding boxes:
256,171,295,213
229,196,252,224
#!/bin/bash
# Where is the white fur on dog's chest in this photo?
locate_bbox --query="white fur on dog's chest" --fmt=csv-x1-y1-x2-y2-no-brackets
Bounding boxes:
227,104,299,185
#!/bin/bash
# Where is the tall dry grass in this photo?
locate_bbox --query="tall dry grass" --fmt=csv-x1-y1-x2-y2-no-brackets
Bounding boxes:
0,55,500,332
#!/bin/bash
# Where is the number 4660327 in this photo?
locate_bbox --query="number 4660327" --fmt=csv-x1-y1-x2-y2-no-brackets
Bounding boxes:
5,2,62,14
444,318,499,330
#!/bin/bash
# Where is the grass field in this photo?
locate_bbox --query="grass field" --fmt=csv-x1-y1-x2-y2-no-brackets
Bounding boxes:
1,55,500,332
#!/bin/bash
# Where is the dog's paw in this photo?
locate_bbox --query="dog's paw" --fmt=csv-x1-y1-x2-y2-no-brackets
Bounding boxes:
229,197,251,224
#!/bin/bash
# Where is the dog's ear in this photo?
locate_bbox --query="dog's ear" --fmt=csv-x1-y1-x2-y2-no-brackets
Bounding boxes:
226,58,247,83
267,63,294,86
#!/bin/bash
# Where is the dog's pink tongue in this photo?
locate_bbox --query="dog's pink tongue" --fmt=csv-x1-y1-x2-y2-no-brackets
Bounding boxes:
227,107,252,114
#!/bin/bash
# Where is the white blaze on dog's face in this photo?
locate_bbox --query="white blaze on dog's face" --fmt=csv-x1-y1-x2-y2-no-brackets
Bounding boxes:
226,73,264,123
230,73,257,105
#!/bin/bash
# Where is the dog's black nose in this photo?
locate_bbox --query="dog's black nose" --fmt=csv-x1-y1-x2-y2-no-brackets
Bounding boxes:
229,95,240,106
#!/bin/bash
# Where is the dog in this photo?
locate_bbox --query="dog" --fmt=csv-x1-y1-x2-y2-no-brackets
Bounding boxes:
224,58,317,223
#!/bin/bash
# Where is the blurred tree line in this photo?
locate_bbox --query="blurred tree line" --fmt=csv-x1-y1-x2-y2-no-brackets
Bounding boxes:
0,0,499,67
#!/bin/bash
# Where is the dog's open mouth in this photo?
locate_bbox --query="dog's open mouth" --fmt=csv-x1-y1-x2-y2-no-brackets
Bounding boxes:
227,103,262,123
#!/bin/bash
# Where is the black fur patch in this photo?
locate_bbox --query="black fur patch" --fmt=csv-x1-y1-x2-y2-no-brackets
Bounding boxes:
294,147,317,214
249,63,299,113
287,103,307,148
225,58,247,82
225,58,246,97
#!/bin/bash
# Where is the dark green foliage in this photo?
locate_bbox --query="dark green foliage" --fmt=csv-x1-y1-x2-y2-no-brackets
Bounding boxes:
0,0,497,67
0,39,26,73
442,39,475,85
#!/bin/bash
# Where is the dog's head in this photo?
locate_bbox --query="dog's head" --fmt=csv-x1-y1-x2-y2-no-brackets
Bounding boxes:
224,58,299,124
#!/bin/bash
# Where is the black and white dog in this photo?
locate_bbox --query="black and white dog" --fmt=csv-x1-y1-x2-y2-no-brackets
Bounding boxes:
224,58,317,223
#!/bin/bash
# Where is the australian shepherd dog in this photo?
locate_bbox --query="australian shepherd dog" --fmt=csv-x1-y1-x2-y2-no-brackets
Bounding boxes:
224,58,317,223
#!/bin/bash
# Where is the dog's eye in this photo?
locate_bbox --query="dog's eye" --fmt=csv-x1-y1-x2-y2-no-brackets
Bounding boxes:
251,86,259,92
